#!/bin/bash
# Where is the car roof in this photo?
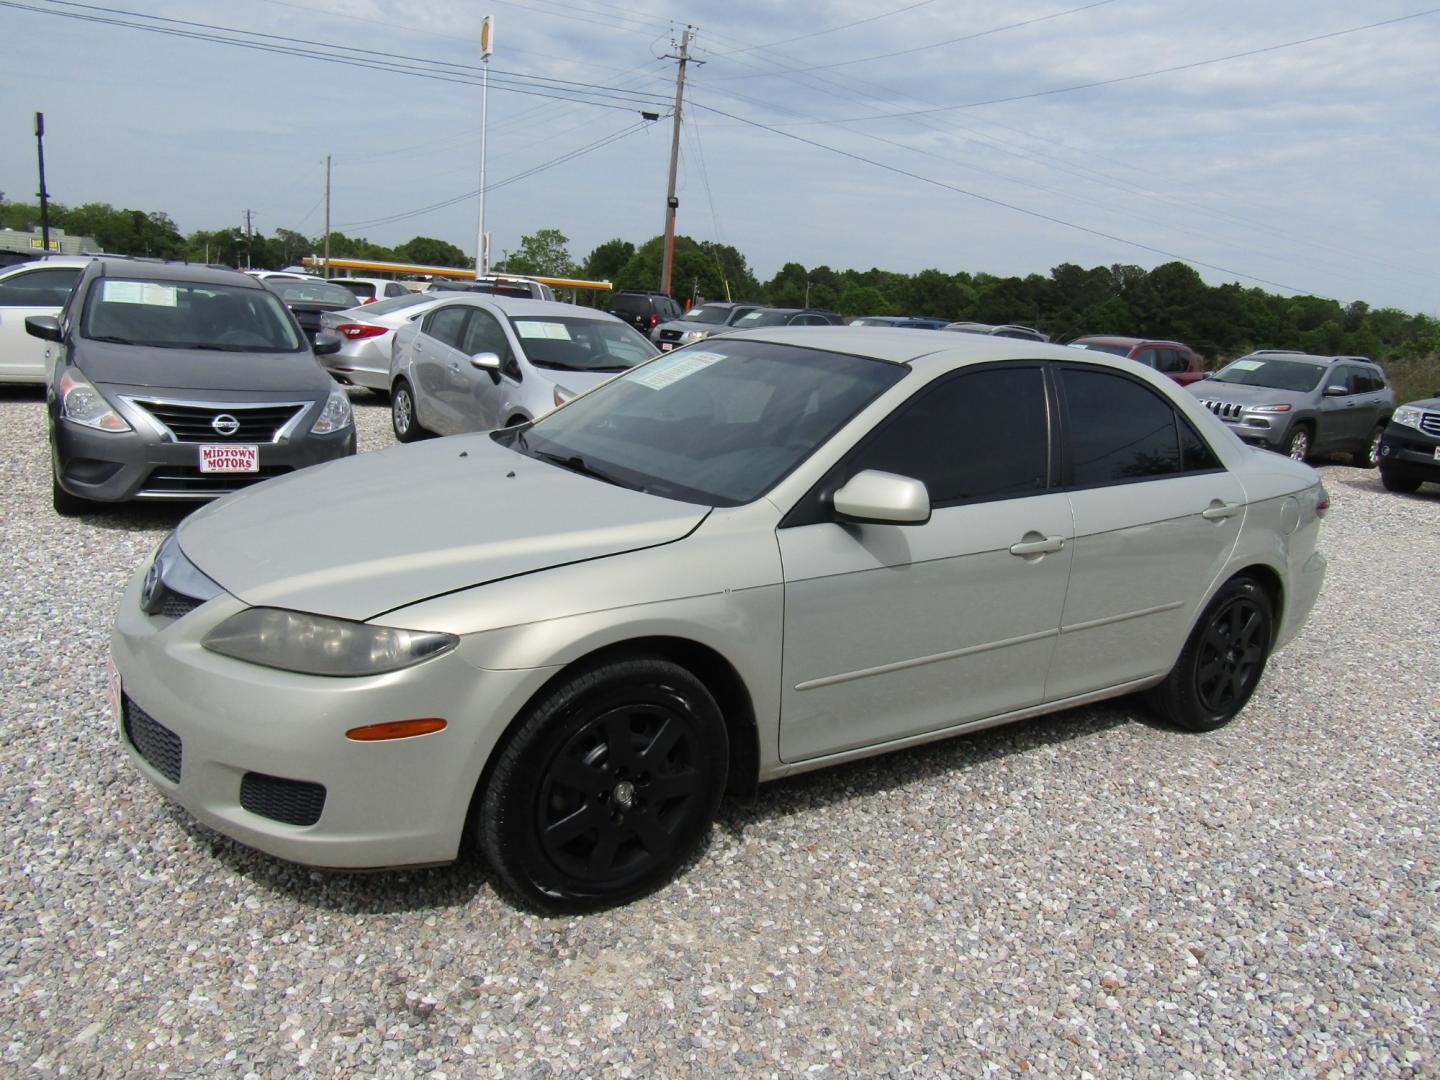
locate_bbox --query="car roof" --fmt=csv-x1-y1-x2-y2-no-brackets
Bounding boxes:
424,295,623,320
0,255,95,274
725,325,1090,366
90,257,261,288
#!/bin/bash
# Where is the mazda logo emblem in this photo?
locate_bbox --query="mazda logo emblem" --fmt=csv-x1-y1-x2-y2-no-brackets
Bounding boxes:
211,413,240,436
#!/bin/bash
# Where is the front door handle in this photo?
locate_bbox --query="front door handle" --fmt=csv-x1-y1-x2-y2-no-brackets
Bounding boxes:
448,362,461,372
1201,501,1241,521
1009,533,1065,557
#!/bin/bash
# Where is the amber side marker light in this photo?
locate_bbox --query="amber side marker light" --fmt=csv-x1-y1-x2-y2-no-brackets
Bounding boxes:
346,718,447,741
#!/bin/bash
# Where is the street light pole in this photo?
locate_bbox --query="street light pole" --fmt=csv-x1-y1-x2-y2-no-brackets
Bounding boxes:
34,113,51,253
476,15,494,278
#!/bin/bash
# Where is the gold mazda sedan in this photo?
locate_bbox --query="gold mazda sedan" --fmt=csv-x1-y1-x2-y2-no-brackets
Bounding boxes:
112,328,1327,911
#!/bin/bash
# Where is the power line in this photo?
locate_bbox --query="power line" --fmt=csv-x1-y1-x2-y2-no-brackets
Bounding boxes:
689,97,1334,298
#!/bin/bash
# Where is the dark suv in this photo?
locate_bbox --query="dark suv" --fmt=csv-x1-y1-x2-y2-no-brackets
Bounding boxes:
1187,351,1394,463
1067,336,1204,385
606,290,682,335
1378,390,1440,492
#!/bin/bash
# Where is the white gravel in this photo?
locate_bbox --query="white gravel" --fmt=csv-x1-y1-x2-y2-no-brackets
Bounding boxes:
1,384,1436,1077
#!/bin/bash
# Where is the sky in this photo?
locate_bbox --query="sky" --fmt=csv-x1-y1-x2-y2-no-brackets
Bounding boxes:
2,0,1438,312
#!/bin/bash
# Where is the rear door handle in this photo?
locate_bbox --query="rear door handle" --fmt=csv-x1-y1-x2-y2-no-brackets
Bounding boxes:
1009,534,1065,557
1201,501,1241,521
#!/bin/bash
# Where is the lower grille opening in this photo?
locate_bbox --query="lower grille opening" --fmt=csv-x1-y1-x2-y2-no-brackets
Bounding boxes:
123,696,182,783
240,772,326,827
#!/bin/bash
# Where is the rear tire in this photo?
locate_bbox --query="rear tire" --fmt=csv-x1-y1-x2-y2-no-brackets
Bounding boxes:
1148,576,1274,732
1356,424,1384,468
1379,467,1421,494
391,379,430,443
479,656,728,913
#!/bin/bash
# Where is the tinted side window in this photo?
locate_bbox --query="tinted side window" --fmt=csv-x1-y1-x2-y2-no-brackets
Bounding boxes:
423,306,470,349
847,366,1049,506
1062,367,1182,485
0,267,82,307
1179,417,1221,472
461,309,514,366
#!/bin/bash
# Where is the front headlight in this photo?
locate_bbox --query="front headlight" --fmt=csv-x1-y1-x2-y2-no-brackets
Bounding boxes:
1246,403,1292,414
59,370,131,432
682,330,708,341
310,386,353,434
203,607,457,676
1391,405,1424,431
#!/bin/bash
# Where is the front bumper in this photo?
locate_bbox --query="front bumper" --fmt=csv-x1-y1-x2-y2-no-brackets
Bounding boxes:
110,566,559,868
52,413,355,503
1379,426,1440,481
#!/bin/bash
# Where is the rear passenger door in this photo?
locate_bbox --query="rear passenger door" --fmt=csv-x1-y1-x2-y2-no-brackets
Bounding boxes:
1046,365,1245,701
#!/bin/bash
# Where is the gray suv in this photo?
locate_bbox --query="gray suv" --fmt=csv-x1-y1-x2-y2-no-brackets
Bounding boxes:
1187,351,1394,463
651,301,760,351
28,258,355,515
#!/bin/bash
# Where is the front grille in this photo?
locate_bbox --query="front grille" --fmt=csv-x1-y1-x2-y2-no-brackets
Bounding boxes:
153,589,202,619
1199,399,1245,420
657,329,683,342
123,695,182,783
1419,411,1440,437
130,400,307,443
138,465,292,497
240,772,326,826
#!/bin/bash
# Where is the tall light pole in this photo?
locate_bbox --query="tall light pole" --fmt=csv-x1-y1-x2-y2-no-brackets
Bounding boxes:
475,15,494,278
34,113,51,253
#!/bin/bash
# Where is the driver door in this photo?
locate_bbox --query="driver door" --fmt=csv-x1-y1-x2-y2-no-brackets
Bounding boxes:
456,306,517,432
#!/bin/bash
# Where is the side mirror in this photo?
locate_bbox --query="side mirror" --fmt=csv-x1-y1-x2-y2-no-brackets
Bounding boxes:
833,470,931,526
1323,384,1348,397
25,315,62,343
312,332,343,356
469,351,501,371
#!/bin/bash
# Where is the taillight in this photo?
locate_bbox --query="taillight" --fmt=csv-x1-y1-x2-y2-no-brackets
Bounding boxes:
647,313,659,329
362,296,378,304
1316,487,1330,518
335,323,388,340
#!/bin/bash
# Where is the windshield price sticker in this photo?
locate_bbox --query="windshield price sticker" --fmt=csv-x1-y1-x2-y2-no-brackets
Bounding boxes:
631,350,725,390
1229,359,1262,371
514,321,573,341
199,444,259,473
102,281,179,307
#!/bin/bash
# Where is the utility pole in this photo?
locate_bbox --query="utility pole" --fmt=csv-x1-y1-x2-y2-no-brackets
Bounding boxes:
660,26,700,297
34,113,50,253
244,209,253,269
323,155,331,274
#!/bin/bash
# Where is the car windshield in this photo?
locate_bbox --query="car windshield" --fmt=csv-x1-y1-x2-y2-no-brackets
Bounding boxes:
508,316,657,372
361,293,433,316
1070,342,1131,356
82,278,305,352
498,339,906,506
1212,357,1326,392
732,310,795,329
680,306,733,325
270,281,360,306
330,280,375,298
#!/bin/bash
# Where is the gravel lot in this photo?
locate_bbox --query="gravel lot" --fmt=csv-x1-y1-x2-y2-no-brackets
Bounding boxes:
2,383,1436,1078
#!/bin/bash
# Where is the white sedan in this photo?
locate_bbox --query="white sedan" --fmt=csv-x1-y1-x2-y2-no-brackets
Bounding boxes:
111,329,1327,911
0,256,90,383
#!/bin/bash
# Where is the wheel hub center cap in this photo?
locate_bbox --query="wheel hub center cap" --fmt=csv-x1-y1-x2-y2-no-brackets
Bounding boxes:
612,781,637,811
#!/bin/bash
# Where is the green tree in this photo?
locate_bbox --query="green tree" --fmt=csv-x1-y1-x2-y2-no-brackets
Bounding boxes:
395,236,470,268
503,228,576,277
582,238,634,282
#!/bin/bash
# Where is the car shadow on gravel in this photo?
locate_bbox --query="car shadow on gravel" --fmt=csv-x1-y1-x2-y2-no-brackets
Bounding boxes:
719,701,1135,837
70,502,195,534
0,385,45,403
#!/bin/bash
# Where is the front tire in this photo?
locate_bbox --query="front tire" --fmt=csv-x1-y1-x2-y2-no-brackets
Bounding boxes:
1283,425,1312,462
52,476,89,517
1148,576,1274,732
479,656,728,912
1379,466,1421,494
390,379,430,443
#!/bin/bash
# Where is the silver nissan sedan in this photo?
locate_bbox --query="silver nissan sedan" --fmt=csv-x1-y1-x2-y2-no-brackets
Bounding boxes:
111,328,1328,911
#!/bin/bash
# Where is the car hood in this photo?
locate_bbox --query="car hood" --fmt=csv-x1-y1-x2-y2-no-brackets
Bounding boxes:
1187,381,1310,406
176,433,710,621
81,339,329,393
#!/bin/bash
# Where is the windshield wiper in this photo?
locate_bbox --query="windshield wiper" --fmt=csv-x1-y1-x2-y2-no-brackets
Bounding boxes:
86,334,134,345
533,451,637,491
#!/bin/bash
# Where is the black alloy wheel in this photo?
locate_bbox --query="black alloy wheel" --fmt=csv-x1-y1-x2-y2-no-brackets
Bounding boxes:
1148,576,1274,732
479,657,728,912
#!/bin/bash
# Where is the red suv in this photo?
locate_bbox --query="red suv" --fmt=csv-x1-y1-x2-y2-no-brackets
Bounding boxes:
1067,336,1205,385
